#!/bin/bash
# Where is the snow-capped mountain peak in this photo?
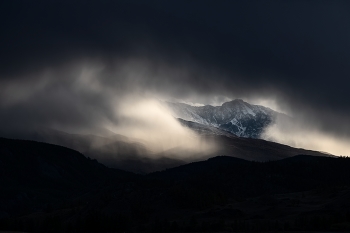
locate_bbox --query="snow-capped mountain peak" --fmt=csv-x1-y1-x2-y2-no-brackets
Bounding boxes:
164,99,279,138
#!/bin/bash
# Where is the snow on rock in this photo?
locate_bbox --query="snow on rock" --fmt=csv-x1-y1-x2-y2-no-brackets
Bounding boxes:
164,99,279,138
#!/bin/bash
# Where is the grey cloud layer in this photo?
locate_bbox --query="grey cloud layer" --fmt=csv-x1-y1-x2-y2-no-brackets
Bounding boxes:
1,0,350,139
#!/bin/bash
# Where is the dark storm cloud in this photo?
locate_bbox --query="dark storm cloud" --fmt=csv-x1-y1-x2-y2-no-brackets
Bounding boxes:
1,0,350,140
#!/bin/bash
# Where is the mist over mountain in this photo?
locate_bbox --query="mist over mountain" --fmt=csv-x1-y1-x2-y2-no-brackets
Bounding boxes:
19,128,183,174
2,1,350,232
165,99,282,138
9,115,326,174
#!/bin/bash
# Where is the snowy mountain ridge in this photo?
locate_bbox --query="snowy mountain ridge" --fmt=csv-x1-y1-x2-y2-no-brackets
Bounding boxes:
165,99,279,138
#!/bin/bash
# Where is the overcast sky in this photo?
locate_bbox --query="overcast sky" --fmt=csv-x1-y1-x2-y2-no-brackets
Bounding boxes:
1,0,350,154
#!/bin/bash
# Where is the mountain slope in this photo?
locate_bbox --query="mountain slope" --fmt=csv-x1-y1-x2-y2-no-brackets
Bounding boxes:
149,155,350,218
0,137,136,218
177,118,237,138
22,128,162,173
178,118,329,162
20,125,330,173
165,99,280,138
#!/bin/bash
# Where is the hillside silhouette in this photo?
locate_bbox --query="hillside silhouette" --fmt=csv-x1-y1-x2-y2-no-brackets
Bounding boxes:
1,138,350,232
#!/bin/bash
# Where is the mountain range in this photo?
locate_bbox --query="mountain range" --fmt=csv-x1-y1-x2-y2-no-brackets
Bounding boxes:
0,99,346,232
164,99,281,138
18,121,328,173
0,99,328,174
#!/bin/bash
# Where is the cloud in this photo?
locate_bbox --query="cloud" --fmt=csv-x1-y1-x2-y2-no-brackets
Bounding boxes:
0,0,350,156
0,59,218,158
107,98,217,156
262,114,350,156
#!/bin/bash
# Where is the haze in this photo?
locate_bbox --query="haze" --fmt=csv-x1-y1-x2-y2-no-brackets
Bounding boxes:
0,0,349,157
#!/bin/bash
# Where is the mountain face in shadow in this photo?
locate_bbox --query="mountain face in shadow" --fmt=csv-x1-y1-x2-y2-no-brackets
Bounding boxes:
22,128,186,173
15,124,329,174
0,138,136,223
1,137,350,232
165,99,281,138
179,118,329,161
146,155,350,232
151,155,350,197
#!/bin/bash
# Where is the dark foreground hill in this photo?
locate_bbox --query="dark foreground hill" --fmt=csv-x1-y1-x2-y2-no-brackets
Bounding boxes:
0,138,137,228
1,138,350,232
